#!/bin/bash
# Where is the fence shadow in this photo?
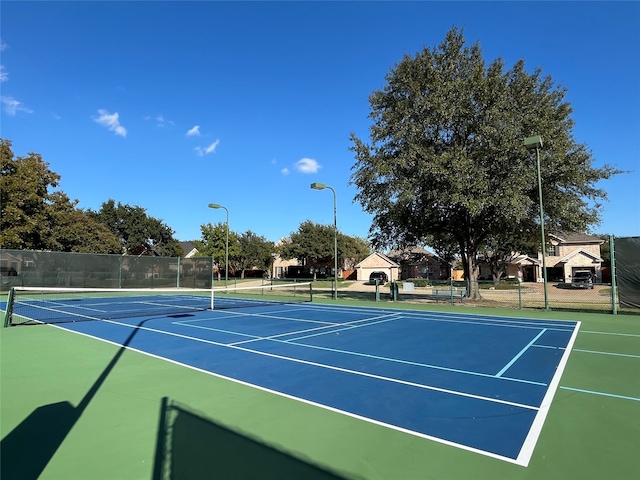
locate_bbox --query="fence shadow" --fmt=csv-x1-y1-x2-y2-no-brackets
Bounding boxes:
153,397,349,480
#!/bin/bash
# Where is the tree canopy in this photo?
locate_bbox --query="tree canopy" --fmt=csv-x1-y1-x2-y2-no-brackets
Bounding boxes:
1,138,122,253
1,138,60,249
1,138,182,255
193,222,240,278
87,200,182,256
279,220,371,277
350,27,621,299
236,231,275,278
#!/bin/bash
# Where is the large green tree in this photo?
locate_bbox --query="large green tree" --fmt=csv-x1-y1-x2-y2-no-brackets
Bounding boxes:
279,221,371,278
48,192,122,253
339,234,372,270
350,28,621,299
279,221,337,278
1,138,121,253
0,138,59,249
193,222,240,279
235,231,275,278
87,199,182,256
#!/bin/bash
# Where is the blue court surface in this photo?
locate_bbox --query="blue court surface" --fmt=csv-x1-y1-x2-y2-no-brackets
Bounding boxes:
44,303,579,466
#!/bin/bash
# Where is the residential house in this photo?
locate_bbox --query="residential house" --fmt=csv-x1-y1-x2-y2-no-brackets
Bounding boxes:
271,238,304,279
543,232,604,283
353,252,400,282
479,232,605,283
179,241,199,258
387,246,450,281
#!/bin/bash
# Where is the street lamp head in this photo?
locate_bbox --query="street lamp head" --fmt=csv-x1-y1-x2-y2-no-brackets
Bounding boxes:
524,135,543,149
208,203,222,209
310,182,327,190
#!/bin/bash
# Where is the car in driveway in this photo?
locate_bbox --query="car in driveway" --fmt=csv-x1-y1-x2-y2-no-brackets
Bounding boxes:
369,271,388,285
571,271,594,289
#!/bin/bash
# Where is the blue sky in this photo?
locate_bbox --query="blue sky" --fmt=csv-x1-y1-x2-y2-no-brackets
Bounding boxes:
1,1,638,244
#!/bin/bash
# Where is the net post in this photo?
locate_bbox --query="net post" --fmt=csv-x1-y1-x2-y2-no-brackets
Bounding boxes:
3,287,15,327
210,287,215,310
309,282,313,302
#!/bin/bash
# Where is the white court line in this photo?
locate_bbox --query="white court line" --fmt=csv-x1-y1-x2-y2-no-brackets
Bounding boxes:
285,313,402,341
226,314,402,346
52,322,530,466
269,337,546,386
178,309,548,386
496,329,547,377
84,317,540,412
516,321,581,466
51,306,580,466
572,348,640,359
580,330,640,338
284,302,576,332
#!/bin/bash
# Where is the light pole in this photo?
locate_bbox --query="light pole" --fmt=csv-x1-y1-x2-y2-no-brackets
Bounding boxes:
310,182,338,299
524,135,549,310
208,203,229,287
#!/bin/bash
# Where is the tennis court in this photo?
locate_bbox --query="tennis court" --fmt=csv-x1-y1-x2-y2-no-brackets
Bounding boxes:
1,288,638,479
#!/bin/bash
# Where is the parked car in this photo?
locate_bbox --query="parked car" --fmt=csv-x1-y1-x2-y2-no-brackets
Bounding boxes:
369,271,388,285
571,271,594,289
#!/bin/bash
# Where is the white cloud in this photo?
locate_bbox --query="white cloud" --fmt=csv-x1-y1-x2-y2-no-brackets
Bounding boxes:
195,139,220,156
1,96,32,115
1,41,8,83
281,168,290,175
144,114,174,127
94,109,127,137
156,115,174,127
186,125,201,136
295,157,321,174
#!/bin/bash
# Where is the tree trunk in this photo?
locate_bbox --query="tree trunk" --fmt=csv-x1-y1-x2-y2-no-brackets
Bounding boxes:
464,254,482,300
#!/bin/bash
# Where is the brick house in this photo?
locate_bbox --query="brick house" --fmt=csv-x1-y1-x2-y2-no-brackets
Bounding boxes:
478,232,605,283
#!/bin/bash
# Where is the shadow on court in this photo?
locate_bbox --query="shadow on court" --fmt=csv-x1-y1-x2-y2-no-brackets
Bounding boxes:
0,317,152,480
153,397,349,480
0,400,78,479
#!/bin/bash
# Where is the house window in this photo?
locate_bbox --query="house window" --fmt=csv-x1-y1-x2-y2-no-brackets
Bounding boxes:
547,245,558,256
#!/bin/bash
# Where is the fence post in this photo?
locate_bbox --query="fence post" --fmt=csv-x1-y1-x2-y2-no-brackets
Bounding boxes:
610,234,618,315
518,281,522,309
177,257,181,288
450,277,455,306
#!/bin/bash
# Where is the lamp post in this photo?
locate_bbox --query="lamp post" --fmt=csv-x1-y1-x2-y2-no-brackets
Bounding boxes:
208,203,229,287
310,182,338,300
524,135,549,310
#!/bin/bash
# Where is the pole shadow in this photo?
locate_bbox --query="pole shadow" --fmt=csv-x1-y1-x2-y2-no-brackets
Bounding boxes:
1,316,155,479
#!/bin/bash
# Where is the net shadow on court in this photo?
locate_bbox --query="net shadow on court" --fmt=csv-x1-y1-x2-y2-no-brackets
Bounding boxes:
152,397,348,480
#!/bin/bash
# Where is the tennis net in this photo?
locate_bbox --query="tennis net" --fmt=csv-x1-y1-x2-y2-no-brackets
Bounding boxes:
3,282,312,326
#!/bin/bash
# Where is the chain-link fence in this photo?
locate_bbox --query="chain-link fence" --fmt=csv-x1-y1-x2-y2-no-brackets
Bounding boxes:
315,235,640,315
0,250,214,291
332,278,618,313
2,236,638,315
